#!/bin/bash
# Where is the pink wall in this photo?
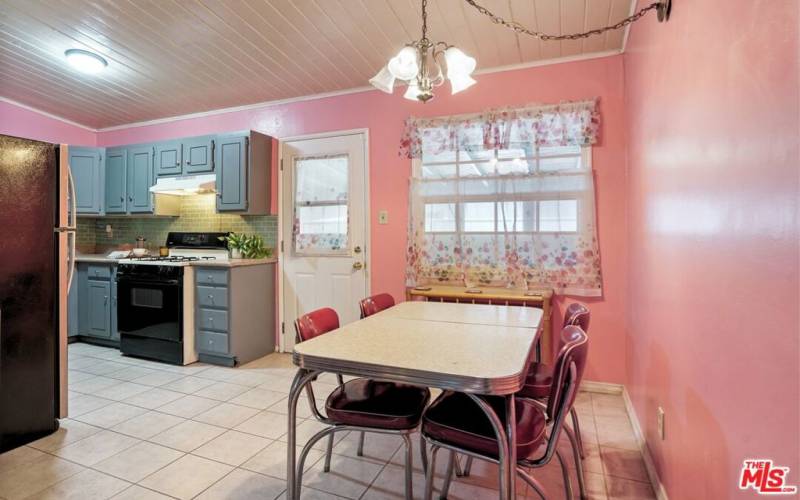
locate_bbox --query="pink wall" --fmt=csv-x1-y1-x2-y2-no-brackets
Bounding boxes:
0,100,96,146
623,1,799,498
98,56,630,383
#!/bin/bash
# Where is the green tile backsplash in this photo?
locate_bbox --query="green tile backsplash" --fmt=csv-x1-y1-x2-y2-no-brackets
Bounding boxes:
77,194,277,252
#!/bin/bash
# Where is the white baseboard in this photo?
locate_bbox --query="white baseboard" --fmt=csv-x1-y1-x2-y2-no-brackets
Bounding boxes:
580,380,624,394
622,387,669,500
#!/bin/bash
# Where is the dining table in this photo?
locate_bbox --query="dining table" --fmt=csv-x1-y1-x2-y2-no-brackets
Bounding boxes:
287,300,543,500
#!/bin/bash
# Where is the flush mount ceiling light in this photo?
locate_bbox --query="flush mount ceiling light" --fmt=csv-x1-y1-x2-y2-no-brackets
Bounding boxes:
370,0,671,103
64,49,108,74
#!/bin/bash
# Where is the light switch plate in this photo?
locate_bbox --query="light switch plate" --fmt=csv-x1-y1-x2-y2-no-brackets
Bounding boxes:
378,210,389,224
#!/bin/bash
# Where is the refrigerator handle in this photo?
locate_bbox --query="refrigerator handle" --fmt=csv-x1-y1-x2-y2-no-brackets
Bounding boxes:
66,166,77,293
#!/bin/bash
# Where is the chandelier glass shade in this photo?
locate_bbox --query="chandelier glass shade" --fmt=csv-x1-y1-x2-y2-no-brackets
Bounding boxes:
369,0,476,103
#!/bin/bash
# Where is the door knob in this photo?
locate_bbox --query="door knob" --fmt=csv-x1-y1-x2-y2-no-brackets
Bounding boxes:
352,262,364,270
354,246,362,254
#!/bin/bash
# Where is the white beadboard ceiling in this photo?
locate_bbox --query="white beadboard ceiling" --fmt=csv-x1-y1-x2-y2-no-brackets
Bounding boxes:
0,0,633,130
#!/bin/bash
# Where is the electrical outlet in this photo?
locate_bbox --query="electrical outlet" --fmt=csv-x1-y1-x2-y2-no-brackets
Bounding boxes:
105,224,113,237
657,406,665,440
378,210,389,224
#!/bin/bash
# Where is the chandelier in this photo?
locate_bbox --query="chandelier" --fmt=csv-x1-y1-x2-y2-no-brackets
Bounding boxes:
369,0,476,103
370,0,671,103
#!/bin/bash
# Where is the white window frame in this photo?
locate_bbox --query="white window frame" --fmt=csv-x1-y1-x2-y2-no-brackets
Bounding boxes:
412,146,592,237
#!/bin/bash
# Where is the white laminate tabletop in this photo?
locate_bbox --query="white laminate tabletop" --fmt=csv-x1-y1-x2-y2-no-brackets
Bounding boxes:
293,311,540,394
377,301,542,330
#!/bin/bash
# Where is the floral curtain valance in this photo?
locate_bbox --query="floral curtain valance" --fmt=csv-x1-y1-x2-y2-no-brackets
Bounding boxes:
399,99,600,159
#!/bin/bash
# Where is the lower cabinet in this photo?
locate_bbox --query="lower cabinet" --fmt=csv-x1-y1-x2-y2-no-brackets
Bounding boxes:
194,264,275,366
75,263,119,345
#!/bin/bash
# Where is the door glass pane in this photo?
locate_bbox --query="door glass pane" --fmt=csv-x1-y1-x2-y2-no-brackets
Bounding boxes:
294,154,349,254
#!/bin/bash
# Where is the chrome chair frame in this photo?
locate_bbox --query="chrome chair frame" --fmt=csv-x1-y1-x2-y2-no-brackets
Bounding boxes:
288,368,420,500
421,362,584,500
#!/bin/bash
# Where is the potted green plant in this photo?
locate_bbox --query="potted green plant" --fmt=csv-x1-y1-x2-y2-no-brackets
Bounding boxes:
219,232,247,259
219,233,274,259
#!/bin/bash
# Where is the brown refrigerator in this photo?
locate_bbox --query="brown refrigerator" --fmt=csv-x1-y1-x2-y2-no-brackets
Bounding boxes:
0,134,74,452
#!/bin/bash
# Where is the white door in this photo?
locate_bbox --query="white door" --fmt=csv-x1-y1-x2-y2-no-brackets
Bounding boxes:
281,132,368,351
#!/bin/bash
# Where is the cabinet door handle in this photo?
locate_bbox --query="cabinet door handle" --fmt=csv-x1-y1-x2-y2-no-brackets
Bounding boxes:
129,196,133,202
104,295,108,305
120,196,124,202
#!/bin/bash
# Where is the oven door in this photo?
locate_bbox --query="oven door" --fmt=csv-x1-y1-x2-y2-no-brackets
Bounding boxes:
117,277,183,342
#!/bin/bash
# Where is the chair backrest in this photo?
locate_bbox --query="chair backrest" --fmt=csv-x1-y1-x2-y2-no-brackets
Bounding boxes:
563,302,590,332
359,293,395,318
545,325,589,425
294,307,340,342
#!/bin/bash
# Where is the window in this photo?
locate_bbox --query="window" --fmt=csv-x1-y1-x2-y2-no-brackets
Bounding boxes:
293,154,349,254
417,145,588,237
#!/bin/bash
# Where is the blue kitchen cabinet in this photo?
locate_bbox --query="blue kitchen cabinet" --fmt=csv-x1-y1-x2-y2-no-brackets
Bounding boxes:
215,135,248,211
183,136,215,174
155,140,182,176
128,146,154,213
86,279,111,339
104,147,127,214
69,147,103,214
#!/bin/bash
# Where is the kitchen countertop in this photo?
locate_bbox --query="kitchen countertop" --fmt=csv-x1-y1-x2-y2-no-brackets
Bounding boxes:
75,254,277,267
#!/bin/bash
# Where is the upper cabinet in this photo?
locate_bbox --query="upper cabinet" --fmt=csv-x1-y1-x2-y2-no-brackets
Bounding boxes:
128,145,155,213
215,131,272,215
183,136,215,174
104,147,127,214
69,147,104,214
155,141,182,176
70,130,273,218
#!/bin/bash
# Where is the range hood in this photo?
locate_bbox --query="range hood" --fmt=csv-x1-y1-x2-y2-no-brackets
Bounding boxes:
149,174,216,196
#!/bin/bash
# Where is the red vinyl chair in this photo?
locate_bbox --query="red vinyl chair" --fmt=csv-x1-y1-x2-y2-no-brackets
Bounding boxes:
420,325,590,500
359,293,395,318
293,307,430,500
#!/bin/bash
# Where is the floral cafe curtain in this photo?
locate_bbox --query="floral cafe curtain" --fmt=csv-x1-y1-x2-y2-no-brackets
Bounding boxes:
403,100,603,296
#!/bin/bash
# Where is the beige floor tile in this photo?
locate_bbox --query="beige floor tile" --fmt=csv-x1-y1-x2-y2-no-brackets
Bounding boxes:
445,479,501,500
268,396,326,419
94,441,184,482
333,431,402,464
94,382,152,402
225,371,272,387
257,375,294,395
600,447,649,482
196,366,242,383
193,430,271,466
28,419,103,452
139,454,233,500
68,393,114,416
592,394,628,418
193,381,251,402
594,416,639,451
72,402,147,428
161,375,216,394
105,366,159,382
195,468,286,500
53,430,139,466
361,463,430,500
193,402,260,428
111,411,186,439
235,410,292,439
131,370,186,387
149,419,226,452
156,394,221,418
301,454,384,499
230,387,287,410
67,369,96,384
584,471,609,500
299,487,350,499
70,376,122,394
77,360,131,376
604,475,656,499
0,446,46,474
0,454,85,500
27,468,130,500
565,439,604,475
123,387,185,410
110,484,173,500
241,440,323,479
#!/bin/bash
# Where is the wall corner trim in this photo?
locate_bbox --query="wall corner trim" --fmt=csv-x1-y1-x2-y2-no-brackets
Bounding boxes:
622,386,670,500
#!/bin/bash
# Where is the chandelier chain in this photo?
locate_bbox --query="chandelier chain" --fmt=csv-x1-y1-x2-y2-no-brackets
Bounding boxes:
463,0,662,41
421,0,429,41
